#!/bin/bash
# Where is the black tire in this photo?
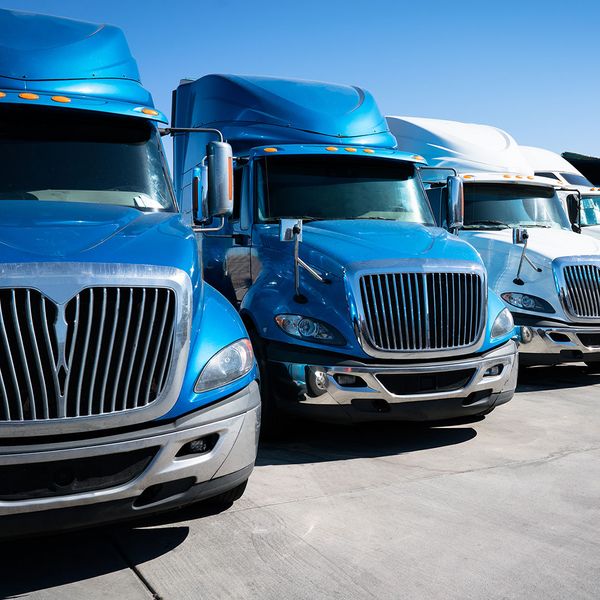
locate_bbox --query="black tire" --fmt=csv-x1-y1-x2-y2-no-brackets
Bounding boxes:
585,361,600,373
205,480,248,507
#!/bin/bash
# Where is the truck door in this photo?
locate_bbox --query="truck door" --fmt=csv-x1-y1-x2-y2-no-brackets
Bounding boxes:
202,164,252,307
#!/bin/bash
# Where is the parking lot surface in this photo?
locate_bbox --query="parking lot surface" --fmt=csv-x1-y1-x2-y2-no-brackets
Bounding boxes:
1,365,599,600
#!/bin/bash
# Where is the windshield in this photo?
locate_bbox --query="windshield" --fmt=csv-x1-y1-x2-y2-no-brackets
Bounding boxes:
562,172,593,187
463,183,571,230
255,155,434,225
0,105,175,211
580,195,600,226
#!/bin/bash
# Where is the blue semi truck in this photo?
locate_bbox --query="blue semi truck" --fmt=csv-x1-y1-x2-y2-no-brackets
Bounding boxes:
172,75,519,425
0,11,260,536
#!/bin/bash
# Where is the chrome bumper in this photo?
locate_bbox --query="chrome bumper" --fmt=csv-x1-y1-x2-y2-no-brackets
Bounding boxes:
274,341,518,422
0,381,260,518
519,325,600,359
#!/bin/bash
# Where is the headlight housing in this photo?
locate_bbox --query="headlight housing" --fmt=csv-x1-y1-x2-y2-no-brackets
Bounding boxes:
491,307,515,339
194,338,254,393
501,292,555,314
275,314,345,345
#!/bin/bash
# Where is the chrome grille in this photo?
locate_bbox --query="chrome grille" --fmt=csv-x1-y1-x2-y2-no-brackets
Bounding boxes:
562,264,600,319
359,272,484,352
0,287,176,422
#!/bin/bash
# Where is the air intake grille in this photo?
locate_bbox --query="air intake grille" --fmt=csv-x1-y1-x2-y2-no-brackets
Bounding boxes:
359,272,484,352
562,264,600,319
0,287,176,422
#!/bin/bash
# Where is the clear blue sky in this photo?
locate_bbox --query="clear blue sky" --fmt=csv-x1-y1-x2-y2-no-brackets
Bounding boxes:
5,0,600,164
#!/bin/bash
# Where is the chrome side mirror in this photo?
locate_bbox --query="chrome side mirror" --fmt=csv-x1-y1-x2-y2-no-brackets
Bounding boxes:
447,176,464,231
279,219,303,242
206,141,234,219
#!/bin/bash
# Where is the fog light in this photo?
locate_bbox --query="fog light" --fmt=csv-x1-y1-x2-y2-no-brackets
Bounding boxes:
336,374,356,386
520,326,533,344
176,433,219,457
484,364,504,377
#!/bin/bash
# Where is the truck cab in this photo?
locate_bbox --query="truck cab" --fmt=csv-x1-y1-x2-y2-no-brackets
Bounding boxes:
173,75,518,424
0,11,260,537
388,116,600,368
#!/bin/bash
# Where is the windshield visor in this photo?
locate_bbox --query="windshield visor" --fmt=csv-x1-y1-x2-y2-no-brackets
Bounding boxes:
464,183,570,229
256,155,434,224
0,105,175,211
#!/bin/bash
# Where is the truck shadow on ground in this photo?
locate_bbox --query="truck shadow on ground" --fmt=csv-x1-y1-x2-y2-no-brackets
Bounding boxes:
517,363,600,392
256,419,479,467
0,525,189,598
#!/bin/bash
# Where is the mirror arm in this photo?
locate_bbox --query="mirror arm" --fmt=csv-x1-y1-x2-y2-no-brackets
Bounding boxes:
192,216,225,233
292,225,308,303
297,258,330,284
161,127,224,142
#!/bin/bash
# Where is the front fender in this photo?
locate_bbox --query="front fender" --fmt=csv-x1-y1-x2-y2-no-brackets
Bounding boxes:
160,283,257,420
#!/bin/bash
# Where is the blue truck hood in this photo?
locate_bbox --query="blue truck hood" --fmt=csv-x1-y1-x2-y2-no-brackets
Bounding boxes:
276,220,483,275
0,201,198,281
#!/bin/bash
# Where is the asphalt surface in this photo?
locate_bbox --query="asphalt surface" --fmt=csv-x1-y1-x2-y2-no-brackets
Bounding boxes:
1,364,599,599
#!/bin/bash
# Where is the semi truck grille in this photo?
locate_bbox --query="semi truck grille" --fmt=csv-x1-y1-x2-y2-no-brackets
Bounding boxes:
562,264,600,319
359,272,484,352
0,287,176,422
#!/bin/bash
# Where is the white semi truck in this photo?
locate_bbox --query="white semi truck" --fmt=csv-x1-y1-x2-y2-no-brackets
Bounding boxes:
387,116,600,369
521,145,600,241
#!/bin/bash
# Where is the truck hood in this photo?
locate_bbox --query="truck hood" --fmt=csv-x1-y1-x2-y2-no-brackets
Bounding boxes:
0,201,198,281
461,227,600,267
292,220,483,275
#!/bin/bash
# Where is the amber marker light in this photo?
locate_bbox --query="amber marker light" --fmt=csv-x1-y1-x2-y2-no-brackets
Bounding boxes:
51,96,71,103
515,175,523,179
363,149,375,154
264,147,278,153
0,92,5,98
325,146,338,152
141,107,159,115
412,154,424,161
463,174,474,179
527,176,535,180
503,174,512,179
19,92,39,100
344,147,357,152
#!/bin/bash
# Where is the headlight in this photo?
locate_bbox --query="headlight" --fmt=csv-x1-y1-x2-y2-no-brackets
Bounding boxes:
275,314,345,345
194,338,254,393
501,292,555,314
491,307,515,339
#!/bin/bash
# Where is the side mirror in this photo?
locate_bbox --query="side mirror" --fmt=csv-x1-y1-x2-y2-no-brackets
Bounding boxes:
512,228,529,245
566,193,581,233
447,175,464,231
206,141,234,219
279,219,303,242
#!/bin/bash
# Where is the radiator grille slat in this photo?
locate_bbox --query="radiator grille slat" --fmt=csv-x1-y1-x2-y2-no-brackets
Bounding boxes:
359,272,484,352
0,286,176,423
562,264,600,319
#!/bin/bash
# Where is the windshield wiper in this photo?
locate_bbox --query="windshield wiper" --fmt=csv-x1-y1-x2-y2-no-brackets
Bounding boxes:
518,222,552,228
462,220,510,229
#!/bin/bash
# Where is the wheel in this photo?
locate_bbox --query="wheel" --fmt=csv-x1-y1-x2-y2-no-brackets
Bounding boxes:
205,480,248,507
585,361,600,373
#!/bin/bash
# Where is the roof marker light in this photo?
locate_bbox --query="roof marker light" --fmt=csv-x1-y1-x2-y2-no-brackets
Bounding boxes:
51,96,71,103
0,92,5,98
264,147,278,153
503,174,512,179
326,146,338,152
515,175,523,179
527,176,534,180
463,174,474,179
19,93,39,100
141,107,159,116
344,147,357,152
363,149,375,154
412,154,424,161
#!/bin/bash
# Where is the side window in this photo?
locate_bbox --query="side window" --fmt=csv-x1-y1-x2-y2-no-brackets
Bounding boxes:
231,167,243,221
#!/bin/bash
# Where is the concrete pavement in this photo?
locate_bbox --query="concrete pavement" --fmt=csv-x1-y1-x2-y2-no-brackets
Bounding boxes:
1,364,599,599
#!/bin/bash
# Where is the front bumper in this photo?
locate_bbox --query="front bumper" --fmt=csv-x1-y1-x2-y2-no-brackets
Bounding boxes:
270,341,518,423
518,325,600,365
0,381,260,537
